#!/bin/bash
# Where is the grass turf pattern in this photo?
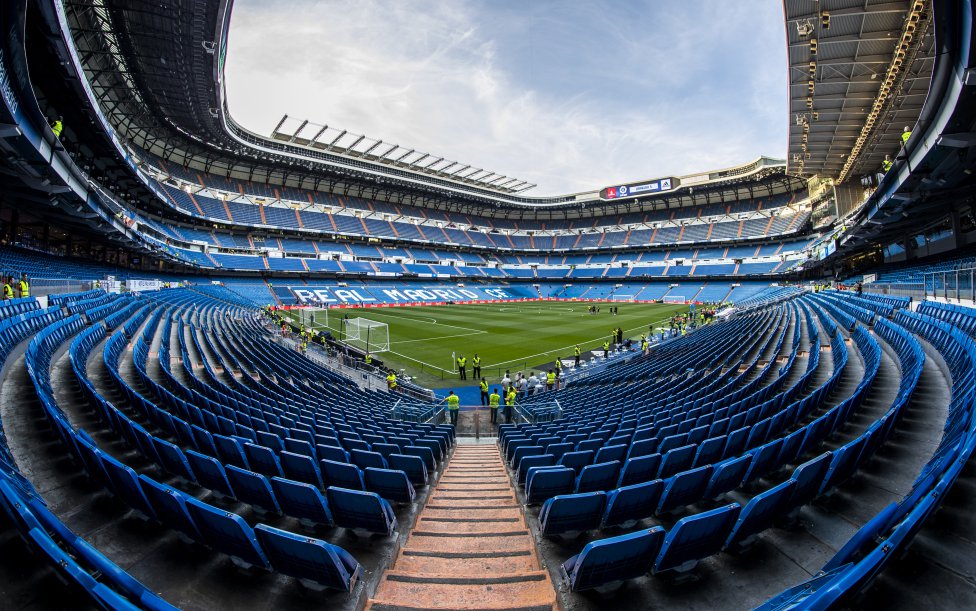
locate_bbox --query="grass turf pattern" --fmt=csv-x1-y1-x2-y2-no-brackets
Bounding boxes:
287,301,689,388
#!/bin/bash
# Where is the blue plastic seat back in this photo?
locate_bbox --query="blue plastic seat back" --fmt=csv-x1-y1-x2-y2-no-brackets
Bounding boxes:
137,475,200,540
151,437,195,482
326,487,397,536
657,465,713,515
364,468,416,504
557,450,595,474
576,461,620,493
213,434,249,469
388,454,428,486
185,449,234,498
316,444,351,464
225,465,281,515
321,459,365,491
725,479,796,551
280,451,324,488
788,451,832,509
618,454,661,487
183,496,269,569
702,454,752,500
517,454,556,485
561,527,666,592
594,443,627,465
99,453,157,520
254,524,361,591
270,477,333,526
351,449,388,470
243,443,283,478
402,446,436,470
526,467,576,504
539,492,607,536
603,479,664,528
654,503,741,574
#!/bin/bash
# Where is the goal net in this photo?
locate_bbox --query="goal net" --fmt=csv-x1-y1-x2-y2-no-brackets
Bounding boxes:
297,307,330,334
611,294,637,302
663,295,687,304
344,317,390,353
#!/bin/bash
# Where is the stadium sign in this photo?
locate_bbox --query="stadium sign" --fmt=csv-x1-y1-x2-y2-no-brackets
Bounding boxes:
601,177,678,200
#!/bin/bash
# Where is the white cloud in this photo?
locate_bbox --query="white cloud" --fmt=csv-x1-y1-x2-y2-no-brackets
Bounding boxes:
226,0,787,196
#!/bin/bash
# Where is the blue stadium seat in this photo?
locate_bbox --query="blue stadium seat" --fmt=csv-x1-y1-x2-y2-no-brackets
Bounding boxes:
702,454,752,500
538,492,607,536
654,503,741,577
617,454,661,487
575,461,620,493
561,527,666,592
517,454,556,484
185,449,235,499
225,466,281,516
243,443,283,478
658,444,697,479
316,444,350,464
280,451,324,488
364,468,416,504
402,445,436,471
137,475,200,542
99,453,157,521
725,479,796,553
151,437,195,483
558,450,595,474
213,434,249,470
787,451,832,512
254,524,361,591
657,465,712,514
526,466,576,504
270,477,334,528
326,487,398,536
351,449,389,470
321,459,366,491
387,454,428,486
183,496,270,570
593,443,627,464
602,479,664,529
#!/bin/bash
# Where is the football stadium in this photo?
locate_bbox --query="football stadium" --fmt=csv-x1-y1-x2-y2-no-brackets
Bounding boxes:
0,0,973,609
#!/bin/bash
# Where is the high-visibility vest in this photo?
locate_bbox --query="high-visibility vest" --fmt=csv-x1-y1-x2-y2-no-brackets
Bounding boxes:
18,281,29,297
457,357,466,368
555,361,562,373
882,159,893,172
574,346,581,356
473,356,481,366
603,342,610,351
505,391,516,406
365,355,372,365
447,395,460,410
546,372,556,385
489,393,501,407
902,130,911,144
51,120,62,138
387,373,397,389
480,380,488,393
2,284,12,300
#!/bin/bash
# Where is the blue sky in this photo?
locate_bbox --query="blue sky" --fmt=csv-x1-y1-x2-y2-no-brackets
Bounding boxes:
225,0,787,195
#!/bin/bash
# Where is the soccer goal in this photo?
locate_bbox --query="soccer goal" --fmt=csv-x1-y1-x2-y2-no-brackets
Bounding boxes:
612,294,637,302
345,317,391,353
295,307,330,334
663,295,687,304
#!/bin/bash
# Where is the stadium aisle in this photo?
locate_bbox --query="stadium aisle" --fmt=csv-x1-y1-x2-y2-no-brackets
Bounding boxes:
366,445,557,611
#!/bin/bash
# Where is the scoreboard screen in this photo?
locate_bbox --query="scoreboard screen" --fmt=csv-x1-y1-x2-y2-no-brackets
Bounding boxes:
600,177,678,200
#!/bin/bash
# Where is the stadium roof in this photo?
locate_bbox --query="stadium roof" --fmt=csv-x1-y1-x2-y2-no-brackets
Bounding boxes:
785,0,934,181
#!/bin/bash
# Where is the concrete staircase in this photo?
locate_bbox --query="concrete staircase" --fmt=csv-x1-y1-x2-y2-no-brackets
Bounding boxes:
366,445,557,611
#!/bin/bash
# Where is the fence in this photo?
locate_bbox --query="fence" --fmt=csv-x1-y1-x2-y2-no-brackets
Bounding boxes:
865,267,976,303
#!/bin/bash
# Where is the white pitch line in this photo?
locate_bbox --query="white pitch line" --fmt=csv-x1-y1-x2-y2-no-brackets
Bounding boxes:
346,308,483,333
385,349,457,374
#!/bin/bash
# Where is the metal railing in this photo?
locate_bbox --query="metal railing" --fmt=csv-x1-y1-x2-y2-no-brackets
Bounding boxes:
923,267,976,302
513,399,562,425
392,398,445,424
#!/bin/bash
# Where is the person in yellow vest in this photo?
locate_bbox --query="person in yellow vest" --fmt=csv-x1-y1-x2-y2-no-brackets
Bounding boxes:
446,391,460,425
18,273,29,299
472,353,481,379
574,344,581,367
902,126,912,146
50,116,63,139
546,369,556,391
2,276,13,301
641,334,648,353
479,378,489,406
456,354,467,380
365,353,372,366
489,388,501,423
387,370,397,392
603,340,610,358
504,386,517,423
881,155,893,173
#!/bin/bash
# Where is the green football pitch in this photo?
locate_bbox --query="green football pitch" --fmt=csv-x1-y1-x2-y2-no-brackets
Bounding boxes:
285,301,689,388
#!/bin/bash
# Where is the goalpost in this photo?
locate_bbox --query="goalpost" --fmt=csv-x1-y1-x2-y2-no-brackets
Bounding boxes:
345,318,391,354
294,307,330,334
663,295,688,304
611,294,637,302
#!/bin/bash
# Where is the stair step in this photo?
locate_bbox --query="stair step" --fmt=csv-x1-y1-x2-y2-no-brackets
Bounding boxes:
370,571,555,611
393,550,540,573
405,531,535,554
415,517,526,534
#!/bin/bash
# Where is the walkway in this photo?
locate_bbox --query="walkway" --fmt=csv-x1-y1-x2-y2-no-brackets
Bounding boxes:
366,445,557,611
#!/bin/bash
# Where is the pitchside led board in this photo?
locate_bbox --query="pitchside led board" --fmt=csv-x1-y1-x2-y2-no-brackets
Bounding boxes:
600,177,679,200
